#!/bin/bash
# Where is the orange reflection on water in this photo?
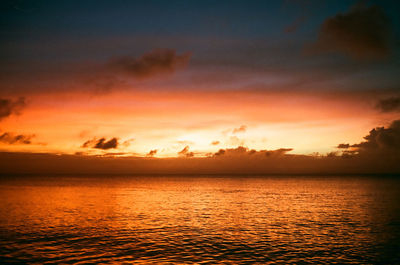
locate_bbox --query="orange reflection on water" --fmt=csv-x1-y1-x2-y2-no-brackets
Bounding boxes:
0,176,399,263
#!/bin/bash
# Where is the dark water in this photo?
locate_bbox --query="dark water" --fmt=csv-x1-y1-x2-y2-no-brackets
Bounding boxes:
0,176,399,264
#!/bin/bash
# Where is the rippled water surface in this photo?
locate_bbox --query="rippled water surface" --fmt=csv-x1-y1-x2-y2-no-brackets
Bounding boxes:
0,176,399,264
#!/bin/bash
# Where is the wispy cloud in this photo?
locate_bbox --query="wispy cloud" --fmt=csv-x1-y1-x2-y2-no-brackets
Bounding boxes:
106,49,191,79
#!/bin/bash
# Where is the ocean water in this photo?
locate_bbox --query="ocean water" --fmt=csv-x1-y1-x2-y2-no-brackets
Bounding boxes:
0,176,399,264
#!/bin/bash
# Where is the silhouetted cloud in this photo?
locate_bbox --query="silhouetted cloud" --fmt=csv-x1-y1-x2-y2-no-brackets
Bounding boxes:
107,49,191,79
211,141,220,145
0,97,26,120
376,97,400,112
0,132,34,144
214,146,293,157
264,148,293,157
232,125,247,134
178,145,194,157
351,119,400,154
147,149,158,157
337,143,350,149
311,3,393,59
82,137,119,150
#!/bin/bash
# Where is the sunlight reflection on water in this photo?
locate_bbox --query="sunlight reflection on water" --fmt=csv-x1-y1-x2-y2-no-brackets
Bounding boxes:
0,176,399,264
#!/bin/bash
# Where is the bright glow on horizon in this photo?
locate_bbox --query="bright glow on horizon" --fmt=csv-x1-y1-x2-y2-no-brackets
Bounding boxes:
1,90,394,157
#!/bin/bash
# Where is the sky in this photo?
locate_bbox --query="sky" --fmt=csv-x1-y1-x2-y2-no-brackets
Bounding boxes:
0,0,400,173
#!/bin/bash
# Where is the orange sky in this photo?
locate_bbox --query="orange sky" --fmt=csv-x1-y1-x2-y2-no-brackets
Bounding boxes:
0,89,397,157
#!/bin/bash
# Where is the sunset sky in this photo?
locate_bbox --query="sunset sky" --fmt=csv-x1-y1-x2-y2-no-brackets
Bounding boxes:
1,0,400,166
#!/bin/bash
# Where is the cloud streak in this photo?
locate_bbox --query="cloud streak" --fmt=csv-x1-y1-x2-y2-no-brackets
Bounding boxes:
106,49,191,79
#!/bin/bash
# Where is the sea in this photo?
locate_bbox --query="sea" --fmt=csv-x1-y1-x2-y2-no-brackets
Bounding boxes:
0,175,399,264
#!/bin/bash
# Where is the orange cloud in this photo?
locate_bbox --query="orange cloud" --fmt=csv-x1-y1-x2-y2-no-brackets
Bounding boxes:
178,145,194,157
211,141,220,145
232,125,247,134
147,149,158,157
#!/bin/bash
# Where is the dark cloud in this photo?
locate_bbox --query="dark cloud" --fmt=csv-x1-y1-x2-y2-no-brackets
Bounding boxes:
0,132,34,144
351,119,400,154
376,97,400,112
232,125,247,134
107,49,191,79
336,143,350,149
0,97,26,120
214,146,248,156
147,149,158,157
311,4,393,59
82,137,119,150
214,146,293,157
265,148,293,157
178,145,194,157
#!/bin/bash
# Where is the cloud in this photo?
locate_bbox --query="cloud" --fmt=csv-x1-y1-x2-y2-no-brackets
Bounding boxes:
0,97,26,120
264,148,293,157
106,49,191,79
214,146,248,156
82,137,119,150
310,3,393,59
232,125,247,134
376,97,400,112
350,119,400,154
122,138,135,147
147,149,158,157
178,145,194,157
227,136,245,146
0,132,34,144
336,143,350,149
284,15,307,33
214,146,293,157
176,140,194,145
211,141,220,145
